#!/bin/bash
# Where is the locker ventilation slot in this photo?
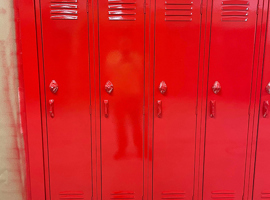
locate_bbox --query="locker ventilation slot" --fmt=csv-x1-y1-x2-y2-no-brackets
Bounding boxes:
108,0,136,21
164,1,193,21
262,191,270,199
50,0,78,20
221,1,249,22
211,190,235,199
111,191,135,199
59,191,84,199
162,191,186,199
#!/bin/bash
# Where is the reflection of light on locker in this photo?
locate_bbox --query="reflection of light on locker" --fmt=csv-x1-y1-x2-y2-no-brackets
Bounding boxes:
17,0,270,199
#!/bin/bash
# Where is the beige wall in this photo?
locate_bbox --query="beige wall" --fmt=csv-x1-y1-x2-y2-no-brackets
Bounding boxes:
0,0,26,199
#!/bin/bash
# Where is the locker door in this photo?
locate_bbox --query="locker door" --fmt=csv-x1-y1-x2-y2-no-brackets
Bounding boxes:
203,0,258,199
153,0,202,199
40,0,92,199
253,8,270,199
98,0,145,199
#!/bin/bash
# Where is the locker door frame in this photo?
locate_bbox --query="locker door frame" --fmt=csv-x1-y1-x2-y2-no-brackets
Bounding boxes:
15,0,45,199
199,0,266,199
93,0,148,199
35,0,96,199
147,0,208,199
16,0,96,199
251,0,270,199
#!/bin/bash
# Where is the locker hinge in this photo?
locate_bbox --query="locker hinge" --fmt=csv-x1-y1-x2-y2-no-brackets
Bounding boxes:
200,3,203,15
86,0,89,13
143,105,145,115
142,196,144,200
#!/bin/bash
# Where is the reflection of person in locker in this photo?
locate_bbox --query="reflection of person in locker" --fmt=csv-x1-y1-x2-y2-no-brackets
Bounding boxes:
106,38,143,160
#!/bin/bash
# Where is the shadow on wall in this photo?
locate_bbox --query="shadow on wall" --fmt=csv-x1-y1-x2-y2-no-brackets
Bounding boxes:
0,0,26,200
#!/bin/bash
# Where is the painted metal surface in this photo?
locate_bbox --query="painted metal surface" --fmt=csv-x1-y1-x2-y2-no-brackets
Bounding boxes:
203,0,259,199
15,0,46,199
98,0,145,198
38,0,92,199
152,0,202,199
253,4,270,198
15,0,270,199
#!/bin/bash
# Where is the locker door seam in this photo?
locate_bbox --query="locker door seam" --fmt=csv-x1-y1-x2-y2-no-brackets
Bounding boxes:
201,0,214,198
242,0,265,198
33,0,48,199
97,0,102,198
36,0,52,199
151,0,156,199
251,0,270,198
143,0,146,199
86,0,94,198
193,0,204,199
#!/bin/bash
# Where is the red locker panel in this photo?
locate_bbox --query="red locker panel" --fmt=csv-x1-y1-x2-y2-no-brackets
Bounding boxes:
39,0,92,199
253,5,270,199
203,0,258,199
98,0,145,199
153,0,202,199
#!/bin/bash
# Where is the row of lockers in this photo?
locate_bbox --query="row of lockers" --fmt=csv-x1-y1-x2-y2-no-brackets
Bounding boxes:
18,0,270,199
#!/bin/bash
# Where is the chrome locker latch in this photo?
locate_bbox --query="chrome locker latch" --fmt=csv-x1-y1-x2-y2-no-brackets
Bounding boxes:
263,100,269,118
157,100,162,118
104,100,109,118
49,99,55,118
212,81,221,94
210,100,216,118
105,81,113,94
266,82,270,94
49,80,59,94
159,81,167,94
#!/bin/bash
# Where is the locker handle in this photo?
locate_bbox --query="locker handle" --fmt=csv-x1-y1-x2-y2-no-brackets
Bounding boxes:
49,99,55,118
104,100,109,118
157,100,162,118
263,100,269,118
210,100,216,118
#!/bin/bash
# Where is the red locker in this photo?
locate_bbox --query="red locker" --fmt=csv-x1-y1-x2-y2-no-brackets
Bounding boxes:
38,0,92,199
15,0,270,199
153,0,202,199
203,0,259,199
253,3,270,198
98,0,145,199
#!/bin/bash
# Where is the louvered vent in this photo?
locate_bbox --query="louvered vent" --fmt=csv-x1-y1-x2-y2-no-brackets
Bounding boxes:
108,0,136,21
50,0,78,20
221,1,249,22
162,191,186,199
59,191,84,199
165,0,193,21
262,191,270,199
211,190,235,199
111,191,135,199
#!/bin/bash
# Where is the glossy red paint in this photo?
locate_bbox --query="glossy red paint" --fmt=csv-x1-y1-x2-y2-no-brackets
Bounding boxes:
15,0,46,199
98,0,145,198
202,0,260,199
253,1,270,198
152,0,202,199
38,0,92,199
14,0,270,199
